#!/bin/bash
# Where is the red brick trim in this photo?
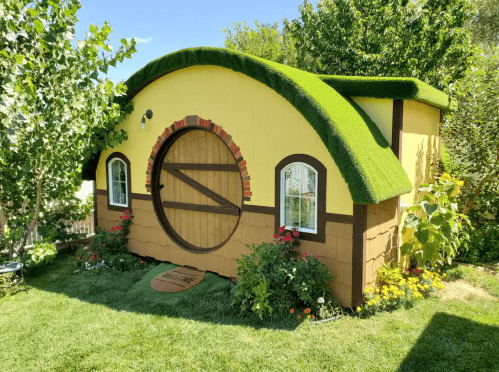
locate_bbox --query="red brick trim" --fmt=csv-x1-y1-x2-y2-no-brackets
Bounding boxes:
145,115,251,201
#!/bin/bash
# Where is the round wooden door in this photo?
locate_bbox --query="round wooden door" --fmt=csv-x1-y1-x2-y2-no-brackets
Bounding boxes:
151,128,243,253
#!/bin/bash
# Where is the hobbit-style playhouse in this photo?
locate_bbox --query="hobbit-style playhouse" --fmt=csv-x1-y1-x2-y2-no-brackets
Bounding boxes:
82,47,456,307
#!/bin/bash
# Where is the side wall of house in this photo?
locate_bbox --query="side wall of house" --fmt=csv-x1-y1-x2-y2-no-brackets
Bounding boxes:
365,197,399,287
95,65,356,306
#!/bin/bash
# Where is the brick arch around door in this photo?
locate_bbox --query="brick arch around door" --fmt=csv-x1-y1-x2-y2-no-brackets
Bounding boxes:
147,115,251,253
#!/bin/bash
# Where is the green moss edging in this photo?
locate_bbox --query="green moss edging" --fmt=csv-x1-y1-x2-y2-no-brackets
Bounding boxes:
86,47,414,204
319,75,457,112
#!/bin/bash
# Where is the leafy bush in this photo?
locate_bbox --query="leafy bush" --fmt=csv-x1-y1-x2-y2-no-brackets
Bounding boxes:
358,263,446,318
456,221,499,263
232,227,340,319
76,246,146,272
401,173,471,265
91,210,134,258
21,241,57,272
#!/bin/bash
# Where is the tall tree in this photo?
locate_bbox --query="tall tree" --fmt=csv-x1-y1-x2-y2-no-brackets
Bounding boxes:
223,0,475,91
441,51,499,216
0,0,136,257
468,0,499,51
223,20,297,67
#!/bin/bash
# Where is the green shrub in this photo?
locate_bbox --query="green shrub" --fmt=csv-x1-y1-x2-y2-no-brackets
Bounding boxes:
232,227,339,319
91,210,134,257
456,222,499,263
21,241,58,272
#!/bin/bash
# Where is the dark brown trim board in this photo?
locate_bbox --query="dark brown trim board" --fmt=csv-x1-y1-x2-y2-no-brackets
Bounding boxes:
391,99,404,162
325,213,354,224
93,181,98,229
105,152,132,212
275,154,327,243
352,203,368,307
242,204,275,215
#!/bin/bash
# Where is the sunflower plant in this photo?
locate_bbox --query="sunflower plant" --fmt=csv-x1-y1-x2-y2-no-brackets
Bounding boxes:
400,173,471,265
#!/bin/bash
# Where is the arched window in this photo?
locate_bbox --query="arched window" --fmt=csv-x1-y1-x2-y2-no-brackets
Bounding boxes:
109,158,127,207
275,154,326,243
106,153,131,211
281,163,318,233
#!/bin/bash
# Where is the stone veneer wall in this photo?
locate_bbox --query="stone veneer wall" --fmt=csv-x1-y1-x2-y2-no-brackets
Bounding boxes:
96,193,354,306
365,197,399,287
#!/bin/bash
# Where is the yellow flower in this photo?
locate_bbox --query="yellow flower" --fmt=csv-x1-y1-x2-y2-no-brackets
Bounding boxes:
376,288,380,293
442,273,446,277
393,295,398,299
368,287,373,292
418,267,422,270
438,269,441,273
423,275,428,280
383,296,389,300
441,173,452,182
365,289,370,293
424,284,429,289
399,279,406,286
357,307,361,312
456,180,464,186
451,187,460,197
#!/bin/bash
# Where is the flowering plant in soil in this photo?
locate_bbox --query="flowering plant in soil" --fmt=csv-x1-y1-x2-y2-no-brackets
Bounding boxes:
232,226,340,319
357,263,446,318
76,210,141,272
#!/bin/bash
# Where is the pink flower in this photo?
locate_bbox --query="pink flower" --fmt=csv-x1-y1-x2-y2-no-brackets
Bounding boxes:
304,252,310,257
111,227,116,231
293,231,299,237
102,244,106,247
120,216,123,220
124,215,130,220
278,226,285,233
315,255,320,259
125,210,129,214
273,234,280,239
283,236,289,242
117,226,123,230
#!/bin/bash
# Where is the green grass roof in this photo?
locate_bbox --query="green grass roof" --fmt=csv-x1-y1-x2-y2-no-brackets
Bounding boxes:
85,47,420,204
319,75,457,112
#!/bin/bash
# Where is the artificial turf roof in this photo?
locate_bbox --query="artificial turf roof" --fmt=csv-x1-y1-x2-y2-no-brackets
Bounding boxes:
84,47,453,204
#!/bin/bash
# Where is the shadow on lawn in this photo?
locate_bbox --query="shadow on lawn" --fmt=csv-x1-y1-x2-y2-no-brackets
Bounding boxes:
397,312,499,372
17,248,301,331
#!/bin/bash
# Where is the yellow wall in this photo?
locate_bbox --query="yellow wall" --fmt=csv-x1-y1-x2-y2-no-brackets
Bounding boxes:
351,97,393,146
400,100,441,207
96,65,353,215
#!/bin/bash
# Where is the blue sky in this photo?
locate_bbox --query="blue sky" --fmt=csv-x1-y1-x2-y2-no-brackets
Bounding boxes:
74,0,306,82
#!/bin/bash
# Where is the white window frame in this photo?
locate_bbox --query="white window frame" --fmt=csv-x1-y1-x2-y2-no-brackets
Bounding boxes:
280,162,318,234
108,158,128,207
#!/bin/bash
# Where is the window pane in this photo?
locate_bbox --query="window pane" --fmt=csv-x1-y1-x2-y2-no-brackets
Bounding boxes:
284,196,300,228
119,161,126,182
112,161,120,181
112,182,121,204
119,181,127,205
285,164,302,196
301,197,316,231
301,166,316,197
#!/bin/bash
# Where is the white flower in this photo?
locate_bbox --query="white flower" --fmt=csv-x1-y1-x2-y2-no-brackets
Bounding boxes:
120,259,124,262
242,300,245,304
101,261,105,264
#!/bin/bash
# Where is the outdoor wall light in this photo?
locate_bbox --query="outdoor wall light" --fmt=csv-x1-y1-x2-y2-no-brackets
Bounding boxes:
141,109,153,130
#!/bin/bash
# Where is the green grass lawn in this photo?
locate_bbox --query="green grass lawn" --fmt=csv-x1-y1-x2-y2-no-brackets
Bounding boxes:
0,249,498,372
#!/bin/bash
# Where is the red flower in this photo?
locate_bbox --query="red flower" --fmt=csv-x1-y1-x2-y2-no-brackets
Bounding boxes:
275,242,279,245
315,255,320,259
283,236,289,242
111,227,116,231
102,244,106,247
278,226,285,233
304,252,310,257
273,234,280,239
124,215,130,220
120,216,124,220
125,210,129,214
117,226,123,230
290,309,294,314
141,261,144,264
293,231,299,237
297,315,301,319
311,314,315,319
304,308,311,314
